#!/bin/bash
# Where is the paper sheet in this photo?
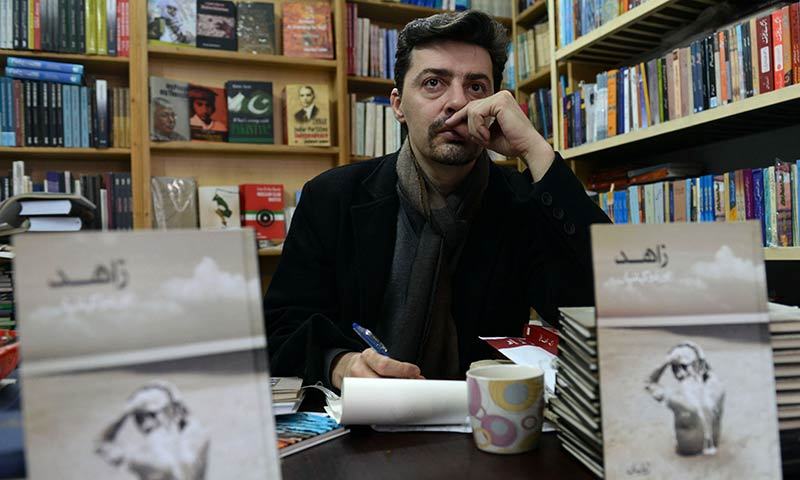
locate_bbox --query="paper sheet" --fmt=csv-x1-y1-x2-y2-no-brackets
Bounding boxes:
479,337,558,399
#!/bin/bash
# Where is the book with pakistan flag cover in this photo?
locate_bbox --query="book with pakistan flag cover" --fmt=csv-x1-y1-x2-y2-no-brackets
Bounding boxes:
14,230,282,479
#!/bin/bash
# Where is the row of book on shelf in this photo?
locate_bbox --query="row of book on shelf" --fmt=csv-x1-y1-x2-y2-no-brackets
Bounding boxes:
6,160,132,231
561,2,800,149
385,0,510,17
345,3,398,79
557,0,648,48
349,95,401,158
520,87,552,140
150,76,330,146
591,160,800,248
0,0,129,56
1,58,129,148
516,19,550,82
147,0,333,59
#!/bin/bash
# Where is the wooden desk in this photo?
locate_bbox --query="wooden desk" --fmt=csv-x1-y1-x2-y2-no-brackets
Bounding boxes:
281,427,595,479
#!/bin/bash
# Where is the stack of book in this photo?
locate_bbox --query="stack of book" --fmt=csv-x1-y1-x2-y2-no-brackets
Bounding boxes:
272,376,305,416
552,307,602,478
349,95,402,158
558,0,647,48
521,88,553,140
275,412,349,458
345,3,399,79
0,192,95,234
770,302,800,431
516,21,550,81
0,255,13,330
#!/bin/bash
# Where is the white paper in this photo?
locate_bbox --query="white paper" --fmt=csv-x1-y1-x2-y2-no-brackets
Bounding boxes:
479,337,557,399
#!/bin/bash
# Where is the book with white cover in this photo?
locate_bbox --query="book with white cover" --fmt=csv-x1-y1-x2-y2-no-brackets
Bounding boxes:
198,186,241,230
15,230,281,479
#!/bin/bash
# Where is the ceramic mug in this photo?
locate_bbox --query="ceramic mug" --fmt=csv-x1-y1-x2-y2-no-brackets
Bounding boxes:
466,364,545,454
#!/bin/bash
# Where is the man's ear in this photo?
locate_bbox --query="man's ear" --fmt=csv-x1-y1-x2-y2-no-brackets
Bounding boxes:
390,88,405,124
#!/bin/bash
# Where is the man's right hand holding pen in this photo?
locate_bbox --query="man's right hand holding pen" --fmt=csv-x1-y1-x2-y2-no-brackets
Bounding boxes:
330,349,425,390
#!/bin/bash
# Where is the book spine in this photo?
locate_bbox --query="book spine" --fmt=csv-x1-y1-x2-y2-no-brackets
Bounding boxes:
7,56,84,74
76,0,85,53
23,81,32,145
96,0,106,55
782,6,793,86
85,0,95,54
63,84,71,147
743,22,754,98
79,85,88,147
55,82,62,146
4,67,82,84
773,10,785,90
743,168,754,220
105,0,115,55
752,168,766,245
758,14,774,93
95,80,107,147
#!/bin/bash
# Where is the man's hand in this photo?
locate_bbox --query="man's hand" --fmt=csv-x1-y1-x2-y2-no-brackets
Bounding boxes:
331,348,424,390
444,90,554,182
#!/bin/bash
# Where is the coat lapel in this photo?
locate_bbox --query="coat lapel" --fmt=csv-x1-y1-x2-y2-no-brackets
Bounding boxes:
351,155,399,326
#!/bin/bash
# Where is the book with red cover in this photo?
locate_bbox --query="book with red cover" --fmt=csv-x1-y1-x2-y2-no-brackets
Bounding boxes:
773,9,786,90
240,184,285,246
791,3,800,86
282,1,334,59
758,13,774,93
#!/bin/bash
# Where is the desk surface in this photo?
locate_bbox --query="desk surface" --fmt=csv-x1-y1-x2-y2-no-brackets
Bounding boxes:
281,427,595,480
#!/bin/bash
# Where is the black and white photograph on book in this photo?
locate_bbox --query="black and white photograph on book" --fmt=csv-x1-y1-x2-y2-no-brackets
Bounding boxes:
591,222,781,480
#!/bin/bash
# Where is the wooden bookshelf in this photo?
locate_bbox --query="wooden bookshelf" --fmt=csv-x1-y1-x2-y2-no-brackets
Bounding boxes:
516,0,547,27
561,84,800,161
148,45,338,70
259,245,284,257
518,68,551,92
0,147,131,160
554,0,714,64
350,0,512,27
151,142,340,156
348,75,395,92
765,248,800,262
0,48,129,75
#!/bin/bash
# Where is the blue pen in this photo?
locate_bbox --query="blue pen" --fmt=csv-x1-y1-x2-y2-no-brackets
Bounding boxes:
352,322,390,356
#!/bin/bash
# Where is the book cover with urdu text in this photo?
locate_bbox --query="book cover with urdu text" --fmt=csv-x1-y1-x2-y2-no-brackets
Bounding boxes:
284,83,331,146
237,1,275,54
591,222,781,480
281,1,333,59
196,0,237,51
149,76,190,142
240,184,285,247
146,0,196,46
189,84,229,142
198,185,241,230
14,230,281,479
226,81,273,143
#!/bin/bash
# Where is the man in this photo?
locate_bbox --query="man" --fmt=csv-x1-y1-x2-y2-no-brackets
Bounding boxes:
293,85,319,123
155,0,194,45
645,342,725,456
189,87,226,133
264,11,609,390
95,381,210,480
151,98,187,142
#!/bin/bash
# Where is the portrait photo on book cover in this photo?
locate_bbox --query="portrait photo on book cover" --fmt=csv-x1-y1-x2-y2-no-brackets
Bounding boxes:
147,0,196,45
189,85,228,142
152,97,188,142
599,324,780,479
293,85,319,123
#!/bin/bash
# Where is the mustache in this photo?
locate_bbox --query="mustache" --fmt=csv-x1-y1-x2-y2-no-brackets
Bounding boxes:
428,116,466,140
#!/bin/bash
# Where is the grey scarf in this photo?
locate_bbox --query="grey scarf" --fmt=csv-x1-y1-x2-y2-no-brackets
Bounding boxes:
379,141,489,379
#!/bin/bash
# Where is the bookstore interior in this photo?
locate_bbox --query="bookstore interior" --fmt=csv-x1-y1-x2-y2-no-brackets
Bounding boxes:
1,0,800,478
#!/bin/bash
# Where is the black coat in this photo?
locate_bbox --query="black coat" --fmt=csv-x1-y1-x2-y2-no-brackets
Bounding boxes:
264,152,611,385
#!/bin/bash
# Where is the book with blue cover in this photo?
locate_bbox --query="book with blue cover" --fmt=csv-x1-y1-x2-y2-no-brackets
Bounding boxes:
4,67,82,85
6,57,84,75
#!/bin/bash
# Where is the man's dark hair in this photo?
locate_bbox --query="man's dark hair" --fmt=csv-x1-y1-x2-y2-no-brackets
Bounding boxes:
394,10,508,94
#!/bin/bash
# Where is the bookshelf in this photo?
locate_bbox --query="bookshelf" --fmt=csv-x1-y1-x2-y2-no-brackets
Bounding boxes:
148,45,339,70
765,248,800,262
0,147,131,160
349,0,512,27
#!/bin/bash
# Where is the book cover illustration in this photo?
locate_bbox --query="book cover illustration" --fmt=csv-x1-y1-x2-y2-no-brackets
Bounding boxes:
189,84,228,142
14,230,281,479
282,1,334,59
237,1,275,54
147,0,196,46
151,176,198,229
196,0,237,51
149,76,190,142
591,222,781,480
284,84,330,146
226,81,273,144
240,184,285,247
198,185,241,230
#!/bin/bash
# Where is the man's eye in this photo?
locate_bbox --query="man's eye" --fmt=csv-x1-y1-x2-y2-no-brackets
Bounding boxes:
470,84,487,93
423,79,440,88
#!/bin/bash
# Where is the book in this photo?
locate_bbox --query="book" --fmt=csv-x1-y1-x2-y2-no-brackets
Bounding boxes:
198,185,240,230
149,76,190,142
225,80,273,144
591,222,781,480
0,192,95,236
276,413,349,458
14,229,281,479
146,0,195,46
196,0,236,51
150,176,198,229
240,184,284,248
188,84,228,142
4,67,81,85
237,1,275,54
6,57,84,74
284,83,330,146
281,1,333,59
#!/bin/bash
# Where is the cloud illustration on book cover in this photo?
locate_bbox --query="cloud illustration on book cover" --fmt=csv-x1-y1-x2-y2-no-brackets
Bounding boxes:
645,341,725,456
95,381,211,480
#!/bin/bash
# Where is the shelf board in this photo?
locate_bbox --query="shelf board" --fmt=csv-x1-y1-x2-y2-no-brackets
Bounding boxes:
151,142,339,156
351,155,374,162
259,246,283,257
516,0,547,26
348,75,395,94
0,49,129,74
349,0,512,27
765,248,800,261
561,83,800,161
554,0,717,64
518,67,551,92
148,45,337,70
0,147,131,160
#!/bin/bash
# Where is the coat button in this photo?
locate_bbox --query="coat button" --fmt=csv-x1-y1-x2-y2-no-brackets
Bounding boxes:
541,192,553,206
564,222,575,235
553,207,564,219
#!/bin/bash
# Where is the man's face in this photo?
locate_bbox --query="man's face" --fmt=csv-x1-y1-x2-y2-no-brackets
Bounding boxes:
299,87,315,108
130,390,172,434
670,347,700,381
154,106,176,134
193,98,213,122
391,40,493,166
